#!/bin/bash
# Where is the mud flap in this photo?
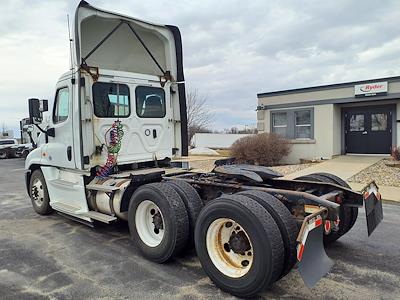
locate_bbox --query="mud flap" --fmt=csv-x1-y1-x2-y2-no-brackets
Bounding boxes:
297,214,334,288
363,182,383,236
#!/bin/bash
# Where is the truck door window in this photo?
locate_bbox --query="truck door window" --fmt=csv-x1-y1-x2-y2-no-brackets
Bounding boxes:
93,82,130,118
136,86,166,118
53,87,70,124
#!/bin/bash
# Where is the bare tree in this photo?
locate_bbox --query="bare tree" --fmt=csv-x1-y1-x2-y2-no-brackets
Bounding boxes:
186,88,214,143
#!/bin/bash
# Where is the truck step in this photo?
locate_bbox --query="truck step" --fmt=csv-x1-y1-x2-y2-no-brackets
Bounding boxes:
51,202,80,214
83,211,117,223
86,183,120,193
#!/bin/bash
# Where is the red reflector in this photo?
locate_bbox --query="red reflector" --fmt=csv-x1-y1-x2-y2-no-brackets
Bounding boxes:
364,191,370,199
324,220,331,233
315,218,322,227
298,244,304,261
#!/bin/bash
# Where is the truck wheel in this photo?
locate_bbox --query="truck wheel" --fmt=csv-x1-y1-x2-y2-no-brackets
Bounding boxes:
166,180,203,250
128,183,189,263
10,148,18,158
311,172,358,234
22,150,30,159
29,169,53,215
238,190,298,279
294,173,352,244
194,194,284,298
0,150,8,159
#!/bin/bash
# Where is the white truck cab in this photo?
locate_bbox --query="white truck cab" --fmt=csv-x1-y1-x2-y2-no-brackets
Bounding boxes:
25,0,188,222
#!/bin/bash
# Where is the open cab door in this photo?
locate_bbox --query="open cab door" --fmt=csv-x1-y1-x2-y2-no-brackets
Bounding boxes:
72,1,188,170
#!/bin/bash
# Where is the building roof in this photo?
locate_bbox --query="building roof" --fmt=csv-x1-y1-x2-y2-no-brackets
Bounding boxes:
257,75,400,98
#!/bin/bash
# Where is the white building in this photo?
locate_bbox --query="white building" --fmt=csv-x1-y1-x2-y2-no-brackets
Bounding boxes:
257,76,400,163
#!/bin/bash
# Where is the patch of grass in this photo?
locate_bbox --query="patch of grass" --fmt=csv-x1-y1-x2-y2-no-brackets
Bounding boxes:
215,149,231,157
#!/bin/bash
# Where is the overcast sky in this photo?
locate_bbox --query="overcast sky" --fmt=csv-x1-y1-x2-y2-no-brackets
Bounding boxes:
2,0,400,135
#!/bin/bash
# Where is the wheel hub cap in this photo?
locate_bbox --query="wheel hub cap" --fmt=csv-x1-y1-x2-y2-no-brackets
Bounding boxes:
229,231,251,254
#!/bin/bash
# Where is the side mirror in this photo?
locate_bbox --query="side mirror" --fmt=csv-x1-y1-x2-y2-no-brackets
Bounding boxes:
28,99,48,124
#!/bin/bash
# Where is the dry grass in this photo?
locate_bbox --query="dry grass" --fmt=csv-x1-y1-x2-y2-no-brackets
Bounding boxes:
215,149,231,157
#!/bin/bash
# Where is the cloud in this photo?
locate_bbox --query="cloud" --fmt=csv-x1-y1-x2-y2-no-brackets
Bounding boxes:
1,0,400,136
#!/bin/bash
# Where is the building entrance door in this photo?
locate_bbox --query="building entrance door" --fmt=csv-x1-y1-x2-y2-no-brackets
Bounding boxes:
344,105,393,154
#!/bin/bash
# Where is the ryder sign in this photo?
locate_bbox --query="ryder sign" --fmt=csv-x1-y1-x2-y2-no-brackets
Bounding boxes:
355,81,388,96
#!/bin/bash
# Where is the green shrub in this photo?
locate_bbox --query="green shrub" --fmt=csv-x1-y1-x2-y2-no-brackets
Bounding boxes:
231,133,291,166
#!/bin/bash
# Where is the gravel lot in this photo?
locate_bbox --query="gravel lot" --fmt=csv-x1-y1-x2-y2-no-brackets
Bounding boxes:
348,159,400,187
2,158,400,299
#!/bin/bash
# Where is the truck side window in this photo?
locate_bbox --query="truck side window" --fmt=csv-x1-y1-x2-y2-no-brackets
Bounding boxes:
136,86,166,118
53,87,70,124
93,82,130,118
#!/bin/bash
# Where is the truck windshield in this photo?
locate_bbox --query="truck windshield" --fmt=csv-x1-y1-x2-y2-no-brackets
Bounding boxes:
93,82,130,118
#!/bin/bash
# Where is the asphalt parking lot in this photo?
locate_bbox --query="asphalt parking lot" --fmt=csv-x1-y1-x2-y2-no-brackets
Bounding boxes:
1,158,399,300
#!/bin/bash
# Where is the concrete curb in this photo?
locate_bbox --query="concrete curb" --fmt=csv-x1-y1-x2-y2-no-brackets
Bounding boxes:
348,182,400,203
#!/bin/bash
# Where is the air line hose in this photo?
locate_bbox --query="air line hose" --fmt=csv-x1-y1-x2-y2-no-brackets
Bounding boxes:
96,121,124,178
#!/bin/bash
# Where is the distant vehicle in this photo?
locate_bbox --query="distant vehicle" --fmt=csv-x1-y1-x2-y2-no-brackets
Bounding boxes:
11,143,34,158
0,139,18,159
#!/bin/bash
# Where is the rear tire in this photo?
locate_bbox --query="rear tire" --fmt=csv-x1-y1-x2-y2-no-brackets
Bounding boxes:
165,180,203,250
29,169,53,215
238,190,298,279
0,150,8,159
128,183,189,263
294,173,354,243
194,194,284,298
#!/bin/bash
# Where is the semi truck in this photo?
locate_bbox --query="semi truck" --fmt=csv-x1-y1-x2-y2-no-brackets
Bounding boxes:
25,1,383,297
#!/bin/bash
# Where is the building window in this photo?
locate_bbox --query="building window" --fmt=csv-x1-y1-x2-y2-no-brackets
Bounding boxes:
136,86,166,118
93,82,130,118
271,108,313,139
295,110,311,138
53,87,69,124
371,113,387,131
349,114,364,131
272,112,287,137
